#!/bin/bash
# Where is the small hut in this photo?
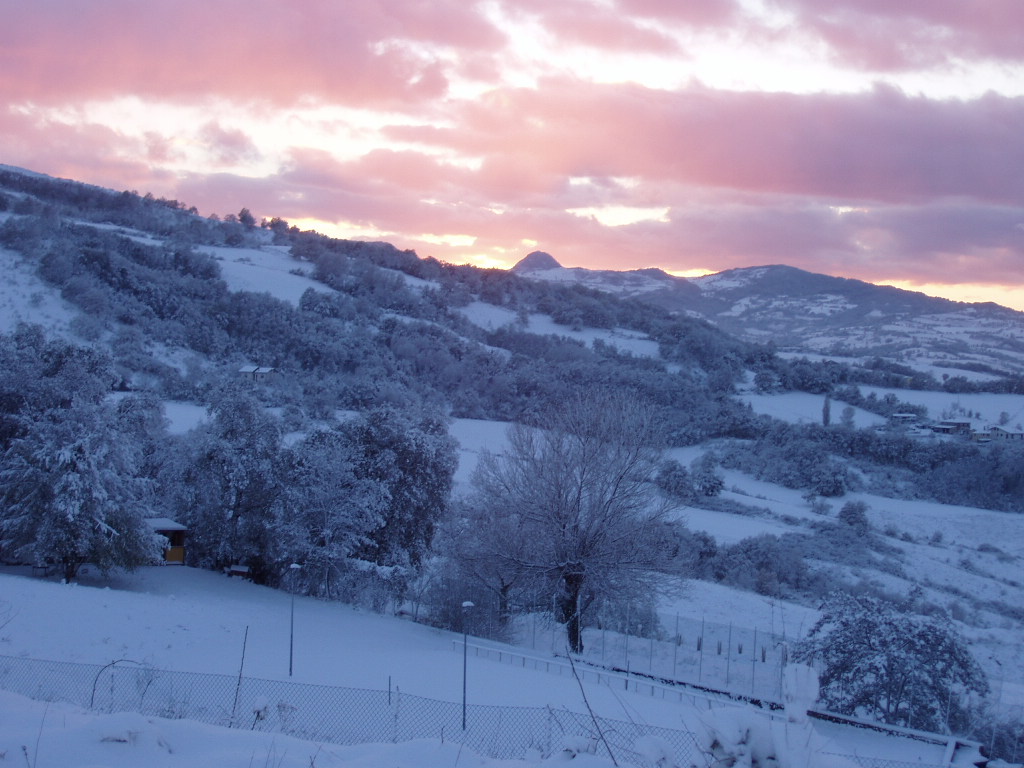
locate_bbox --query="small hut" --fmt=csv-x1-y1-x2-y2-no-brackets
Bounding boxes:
145,518,187,564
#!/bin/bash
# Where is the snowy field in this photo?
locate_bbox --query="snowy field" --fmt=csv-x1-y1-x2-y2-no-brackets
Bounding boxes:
159,409,1024,705
198,245,332,307
3,694,577,768
859,386,1024,428
738,390,887,428
458,301,662,359
0,246,77,337
0,567,960,767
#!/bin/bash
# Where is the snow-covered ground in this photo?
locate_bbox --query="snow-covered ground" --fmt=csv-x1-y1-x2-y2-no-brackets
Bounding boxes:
859,386,1024,428
0,567,963,767
198,245,332,306
0,246,78,337
739,390,887,429
457,301,662,359
0,231,1012,764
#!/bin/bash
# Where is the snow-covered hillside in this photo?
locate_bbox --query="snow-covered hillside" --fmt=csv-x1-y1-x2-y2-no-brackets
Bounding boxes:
1,170,1020,764
0,567,969,767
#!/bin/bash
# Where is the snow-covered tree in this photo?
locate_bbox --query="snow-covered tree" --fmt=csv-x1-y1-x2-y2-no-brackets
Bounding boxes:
654,459,696,502
278,429,387,597
343,407,457,571
794,592,988,731
691,452,724,497
177,390,283,581
0,401,161,581
463,390,686,652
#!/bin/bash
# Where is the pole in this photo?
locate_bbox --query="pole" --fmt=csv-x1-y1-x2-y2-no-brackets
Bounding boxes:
289,591,295,676
672,614,679,678
288,563,301,677
726,622,733,686
461,600,474,731
698,616,704,682
752,627,757,696
462,627,468,730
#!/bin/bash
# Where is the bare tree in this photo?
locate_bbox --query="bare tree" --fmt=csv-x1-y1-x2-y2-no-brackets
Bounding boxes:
462,390,685,652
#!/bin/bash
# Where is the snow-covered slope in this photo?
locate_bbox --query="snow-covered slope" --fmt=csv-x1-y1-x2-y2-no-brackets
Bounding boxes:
511,256,1024,378
0,567,967,766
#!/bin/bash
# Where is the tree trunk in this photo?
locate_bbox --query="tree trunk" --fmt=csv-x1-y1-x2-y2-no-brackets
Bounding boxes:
559,571,585,654
498,582,512,622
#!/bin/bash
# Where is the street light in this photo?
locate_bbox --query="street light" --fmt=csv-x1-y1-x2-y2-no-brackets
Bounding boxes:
461,600,475,731
288,563,301,677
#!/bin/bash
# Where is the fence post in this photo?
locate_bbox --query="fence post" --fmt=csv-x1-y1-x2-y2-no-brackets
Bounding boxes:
726,623,732,686
672,614,679,679
698,617,704,682
624,603,631,670
752,628,758,696
392,686,400,743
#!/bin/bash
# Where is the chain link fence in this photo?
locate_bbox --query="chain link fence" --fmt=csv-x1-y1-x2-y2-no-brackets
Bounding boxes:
0,652,966,768
0,653,702,767
512,610,791,703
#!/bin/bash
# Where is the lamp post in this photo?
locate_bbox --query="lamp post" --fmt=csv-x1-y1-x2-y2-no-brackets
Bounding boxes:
288,563,301,677
461,600,475,731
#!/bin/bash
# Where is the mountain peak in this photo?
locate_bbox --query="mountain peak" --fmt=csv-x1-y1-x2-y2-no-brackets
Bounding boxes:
512,251,562,272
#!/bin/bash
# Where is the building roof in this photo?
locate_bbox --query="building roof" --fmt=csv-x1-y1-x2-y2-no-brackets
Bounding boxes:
145,517,187,531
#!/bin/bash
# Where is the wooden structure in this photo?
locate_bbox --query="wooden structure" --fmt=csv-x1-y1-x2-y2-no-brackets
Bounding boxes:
145,518,187,564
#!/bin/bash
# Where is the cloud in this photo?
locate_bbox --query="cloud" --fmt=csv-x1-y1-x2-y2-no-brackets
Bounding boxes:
198,122,261,166
390,81,1024,205
770,0,1024,70
164,146,1024,291
507,0,684,54
0,0,503,108
3,0,1023,302
618,0,740,27
0,109,173,193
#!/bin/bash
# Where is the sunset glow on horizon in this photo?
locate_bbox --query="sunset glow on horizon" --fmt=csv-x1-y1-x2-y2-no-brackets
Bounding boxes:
3,1,1024,308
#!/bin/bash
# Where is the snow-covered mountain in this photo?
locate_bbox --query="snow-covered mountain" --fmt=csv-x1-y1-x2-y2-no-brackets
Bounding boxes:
513,250,699,300
514,255,1024,378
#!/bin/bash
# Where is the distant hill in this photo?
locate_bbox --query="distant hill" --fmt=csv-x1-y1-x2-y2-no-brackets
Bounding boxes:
511,257,1024,378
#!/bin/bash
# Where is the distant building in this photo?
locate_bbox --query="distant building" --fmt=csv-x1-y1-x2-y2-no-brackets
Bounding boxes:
889,413,917,424
987,425,1024,441
239,365,277,383
932,419,972,436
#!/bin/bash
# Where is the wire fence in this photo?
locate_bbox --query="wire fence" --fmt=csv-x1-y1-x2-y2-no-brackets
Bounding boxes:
0,653,702,767
0,652,963,768
512,610,792,703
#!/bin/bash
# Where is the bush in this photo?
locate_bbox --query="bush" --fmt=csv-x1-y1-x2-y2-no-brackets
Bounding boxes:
837,501,870,534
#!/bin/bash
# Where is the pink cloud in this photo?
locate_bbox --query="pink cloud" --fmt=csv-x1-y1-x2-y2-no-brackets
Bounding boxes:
198,123,261,166
618,0,739,26
388,81,1024,206
3,0,1023,300
0,0,503,108
509,0,683,53
0,110,175,193
8,110,1022,291
158,141,1024,290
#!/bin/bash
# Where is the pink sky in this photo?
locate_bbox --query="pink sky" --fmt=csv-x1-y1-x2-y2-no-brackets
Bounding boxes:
4,0,1024,308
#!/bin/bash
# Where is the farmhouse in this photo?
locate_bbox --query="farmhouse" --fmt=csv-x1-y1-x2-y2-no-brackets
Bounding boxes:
931,419,973,436
987,425,1024,441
